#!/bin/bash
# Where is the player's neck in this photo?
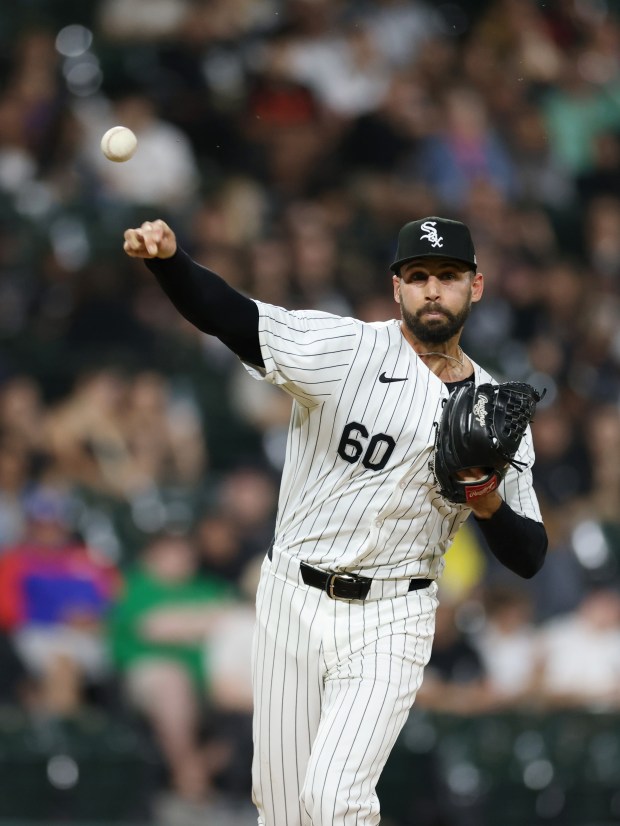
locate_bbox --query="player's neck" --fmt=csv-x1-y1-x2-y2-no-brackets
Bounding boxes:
405,330,473,382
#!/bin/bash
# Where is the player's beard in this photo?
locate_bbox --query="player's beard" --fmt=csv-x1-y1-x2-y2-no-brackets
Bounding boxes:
401,297,472,344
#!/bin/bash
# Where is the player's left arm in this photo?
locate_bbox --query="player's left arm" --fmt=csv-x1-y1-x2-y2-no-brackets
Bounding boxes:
468,427,548,579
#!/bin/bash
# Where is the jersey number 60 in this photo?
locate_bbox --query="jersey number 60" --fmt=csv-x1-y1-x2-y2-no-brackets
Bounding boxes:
337,422,396,471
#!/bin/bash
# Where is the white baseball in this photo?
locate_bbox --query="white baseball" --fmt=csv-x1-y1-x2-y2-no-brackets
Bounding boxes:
100,126,138,162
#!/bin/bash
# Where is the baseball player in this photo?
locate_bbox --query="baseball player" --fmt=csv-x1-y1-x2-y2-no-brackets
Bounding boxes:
123,215,547,826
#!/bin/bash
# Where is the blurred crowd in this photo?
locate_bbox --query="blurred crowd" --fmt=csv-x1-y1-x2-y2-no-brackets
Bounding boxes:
1,0,620,823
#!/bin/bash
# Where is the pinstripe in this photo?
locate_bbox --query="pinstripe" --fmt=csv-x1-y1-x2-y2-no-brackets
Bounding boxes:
319,338,415,561
247,299,542,826
280,402,322,518
294,581,435,826
252,565,277,822
288,326,375,555
341,637,386,824
286,328,367,541
333,638,383,825
274,363,352,372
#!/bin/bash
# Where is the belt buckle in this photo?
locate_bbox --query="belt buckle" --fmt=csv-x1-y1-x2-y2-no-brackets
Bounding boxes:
327,572,360,601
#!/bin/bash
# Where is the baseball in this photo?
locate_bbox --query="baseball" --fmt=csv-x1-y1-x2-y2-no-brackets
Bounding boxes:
100,126,138,162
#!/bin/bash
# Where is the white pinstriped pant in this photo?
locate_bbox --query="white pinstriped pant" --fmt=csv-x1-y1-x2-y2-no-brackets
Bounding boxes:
252,546,438,826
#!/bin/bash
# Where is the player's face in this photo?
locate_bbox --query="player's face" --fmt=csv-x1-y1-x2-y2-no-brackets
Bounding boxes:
392,258,483,344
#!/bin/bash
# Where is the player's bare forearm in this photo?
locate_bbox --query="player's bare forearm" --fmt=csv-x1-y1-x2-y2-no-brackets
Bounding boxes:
124,219,177,259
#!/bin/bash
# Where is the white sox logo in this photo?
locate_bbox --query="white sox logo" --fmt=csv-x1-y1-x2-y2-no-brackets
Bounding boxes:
473,393,489,427
420,221,443,248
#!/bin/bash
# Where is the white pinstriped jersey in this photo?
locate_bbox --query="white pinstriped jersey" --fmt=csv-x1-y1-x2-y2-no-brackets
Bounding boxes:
246,301,542,582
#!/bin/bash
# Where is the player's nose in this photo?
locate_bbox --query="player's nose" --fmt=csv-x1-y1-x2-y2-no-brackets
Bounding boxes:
424,276,441,299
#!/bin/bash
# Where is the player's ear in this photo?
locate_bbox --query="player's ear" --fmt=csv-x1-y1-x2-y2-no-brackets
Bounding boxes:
471,271,484,303
392,274,401,304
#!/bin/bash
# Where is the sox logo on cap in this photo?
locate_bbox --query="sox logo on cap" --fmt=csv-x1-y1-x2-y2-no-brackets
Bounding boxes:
420,220,444,248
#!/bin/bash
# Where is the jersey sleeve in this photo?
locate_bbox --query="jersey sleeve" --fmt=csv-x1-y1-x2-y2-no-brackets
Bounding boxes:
245,300,360,404
498,425,542,522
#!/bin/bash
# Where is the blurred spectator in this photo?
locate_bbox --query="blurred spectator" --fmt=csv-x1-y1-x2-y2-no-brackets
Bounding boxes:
535,587,620,710
44,366,207,504
80,91,200,208
416,597,495,715
122,370,206,489
540,261,587,340
474,585,540,705
526,503,589,623
246,233,295,306
215,464,278,562
582,194,620,282
1,28,65,172
99,0,279,43
286,201,352,314
583,404,620,524
243,57,332,197
576,129,620,205
0,378,47,546
205,555,261,799
542,57,620,176
506,104,575,210
0,436,30,546
358,0,442,70
469,0,564,92
108,533,236,804
98,0,192,41
61,260,156,359
0,375,47,455
530,402,592,508
570,292,620,404
194,509,246,585
410,86,519,208
44,367,141,499
188,178,268,259
271,1,390,119
0,484,119,716
338,71,436,176
0,90,38,196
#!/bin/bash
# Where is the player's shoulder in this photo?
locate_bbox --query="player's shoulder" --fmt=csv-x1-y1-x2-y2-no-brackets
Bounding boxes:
253,298,348,322
254,299,397,333
366,318,401,333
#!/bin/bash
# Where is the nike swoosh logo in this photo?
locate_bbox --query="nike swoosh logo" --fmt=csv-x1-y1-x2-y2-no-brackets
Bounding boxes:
379,372,408,383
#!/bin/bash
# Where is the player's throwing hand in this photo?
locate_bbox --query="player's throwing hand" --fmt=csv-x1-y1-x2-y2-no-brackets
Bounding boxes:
123,219,177,260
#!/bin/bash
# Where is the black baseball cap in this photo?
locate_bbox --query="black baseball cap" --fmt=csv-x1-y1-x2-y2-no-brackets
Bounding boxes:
390,217,477,274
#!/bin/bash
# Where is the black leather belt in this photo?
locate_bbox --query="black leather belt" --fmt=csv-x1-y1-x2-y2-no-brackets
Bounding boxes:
300,562,373,600
267,545,432,601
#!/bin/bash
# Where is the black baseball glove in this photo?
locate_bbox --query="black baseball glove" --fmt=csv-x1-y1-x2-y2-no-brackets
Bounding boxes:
431,381,543,505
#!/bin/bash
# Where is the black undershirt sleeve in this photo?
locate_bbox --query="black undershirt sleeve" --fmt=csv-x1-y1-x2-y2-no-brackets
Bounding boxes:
474,500,547,579
146,247,264,368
